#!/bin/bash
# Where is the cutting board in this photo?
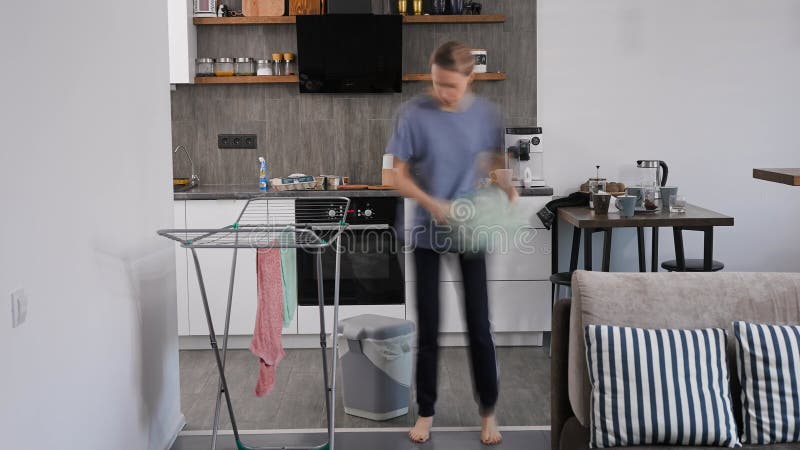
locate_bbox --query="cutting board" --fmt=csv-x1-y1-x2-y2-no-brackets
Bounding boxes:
243,0,285,16
367,185,396,190
289,0,321,15
337,184,369,190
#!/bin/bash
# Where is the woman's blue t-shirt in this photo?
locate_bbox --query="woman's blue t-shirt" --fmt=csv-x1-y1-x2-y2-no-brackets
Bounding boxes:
386,93,504,250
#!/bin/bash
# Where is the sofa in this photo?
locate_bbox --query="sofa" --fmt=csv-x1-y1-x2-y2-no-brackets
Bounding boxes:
551,271,800,450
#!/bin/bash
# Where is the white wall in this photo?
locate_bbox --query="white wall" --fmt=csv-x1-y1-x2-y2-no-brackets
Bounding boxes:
539,0,800,272
0,1,181,449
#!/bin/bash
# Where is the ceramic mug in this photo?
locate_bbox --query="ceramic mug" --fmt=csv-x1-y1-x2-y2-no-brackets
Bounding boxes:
615,195,637,218
593,193,611,214
626,187,644,208
490,169,513,188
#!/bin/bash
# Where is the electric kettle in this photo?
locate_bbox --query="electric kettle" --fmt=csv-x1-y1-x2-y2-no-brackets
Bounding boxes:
636,160,669,189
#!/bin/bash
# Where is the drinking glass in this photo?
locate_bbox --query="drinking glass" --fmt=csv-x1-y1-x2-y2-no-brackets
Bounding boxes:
432,0,446,14
642,184,659,211
670,195,687,213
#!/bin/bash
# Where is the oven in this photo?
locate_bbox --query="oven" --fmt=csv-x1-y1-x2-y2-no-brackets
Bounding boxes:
296,196,405,306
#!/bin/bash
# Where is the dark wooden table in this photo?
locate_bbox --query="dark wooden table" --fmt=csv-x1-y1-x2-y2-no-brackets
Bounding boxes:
552,204,734,273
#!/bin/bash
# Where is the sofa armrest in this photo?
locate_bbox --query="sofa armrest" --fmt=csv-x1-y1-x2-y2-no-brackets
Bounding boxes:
551,297,575,450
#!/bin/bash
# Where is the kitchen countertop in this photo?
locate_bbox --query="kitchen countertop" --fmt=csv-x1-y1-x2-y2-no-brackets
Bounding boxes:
174,185,554,200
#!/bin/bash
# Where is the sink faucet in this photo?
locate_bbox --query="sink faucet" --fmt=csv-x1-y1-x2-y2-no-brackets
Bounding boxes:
173,145,199,187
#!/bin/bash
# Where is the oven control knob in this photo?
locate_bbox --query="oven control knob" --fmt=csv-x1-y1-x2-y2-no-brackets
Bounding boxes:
363,209,373,217
328,209,337,217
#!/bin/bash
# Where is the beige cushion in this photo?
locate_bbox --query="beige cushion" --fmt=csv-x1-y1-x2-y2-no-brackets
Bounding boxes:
567,271,800,427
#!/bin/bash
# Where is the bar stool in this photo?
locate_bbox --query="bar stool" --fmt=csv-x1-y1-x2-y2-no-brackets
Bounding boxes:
662,259,725,272
549,228,612,308
662,226,725,272
549,271,574,306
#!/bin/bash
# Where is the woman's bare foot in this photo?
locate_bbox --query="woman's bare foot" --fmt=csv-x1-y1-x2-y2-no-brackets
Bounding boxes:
480,414,503,445
409,416,434,443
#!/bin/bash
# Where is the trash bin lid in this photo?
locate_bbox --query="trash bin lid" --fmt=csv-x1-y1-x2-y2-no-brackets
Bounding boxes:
337,314,416,340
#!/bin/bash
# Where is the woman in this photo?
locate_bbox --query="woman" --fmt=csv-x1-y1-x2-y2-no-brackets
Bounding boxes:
387,41,516,445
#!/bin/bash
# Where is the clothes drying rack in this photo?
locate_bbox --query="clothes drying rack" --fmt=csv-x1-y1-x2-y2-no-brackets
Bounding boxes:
158,197,350,450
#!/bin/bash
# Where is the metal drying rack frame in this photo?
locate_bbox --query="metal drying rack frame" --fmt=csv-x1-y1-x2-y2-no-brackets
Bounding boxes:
158,197,351,450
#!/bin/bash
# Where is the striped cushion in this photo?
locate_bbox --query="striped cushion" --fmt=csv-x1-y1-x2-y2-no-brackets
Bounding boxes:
584,325,740,448
733,321,800,444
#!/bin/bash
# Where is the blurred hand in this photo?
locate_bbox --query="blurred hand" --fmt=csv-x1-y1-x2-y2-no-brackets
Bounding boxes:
506,187,519,203
425,198,452,224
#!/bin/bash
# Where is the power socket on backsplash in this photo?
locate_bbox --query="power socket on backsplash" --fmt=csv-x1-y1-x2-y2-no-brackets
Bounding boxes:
218,134,257,149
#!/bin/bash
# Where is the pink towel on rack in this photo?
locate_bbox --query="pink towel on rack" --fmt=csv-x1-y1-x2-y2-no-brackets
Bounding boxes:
251,248,286,397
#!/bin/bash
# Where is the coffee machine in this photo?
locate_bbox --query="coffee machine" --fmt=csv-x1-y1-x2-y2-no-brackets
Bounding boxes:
505,127,545,187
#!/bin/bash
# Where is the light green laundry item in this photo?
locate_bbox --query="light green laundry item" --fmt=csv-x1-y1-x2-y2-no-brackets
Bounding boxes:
446,186,530,255
279,247,297,327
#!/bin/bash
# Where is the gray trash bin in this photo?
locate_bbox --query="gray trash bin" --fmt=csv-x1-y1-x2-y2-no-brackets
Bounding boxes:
337,314,416,421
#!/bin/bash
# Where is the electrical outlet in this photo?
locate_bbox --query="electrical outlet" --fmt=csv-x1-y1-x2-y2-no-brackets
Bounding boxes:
10,288,28,328
218,134,257,149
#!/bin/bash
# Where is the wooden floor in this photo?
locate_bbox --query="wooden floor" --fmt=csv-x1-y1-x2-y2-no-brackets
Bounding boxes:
180,346,551,430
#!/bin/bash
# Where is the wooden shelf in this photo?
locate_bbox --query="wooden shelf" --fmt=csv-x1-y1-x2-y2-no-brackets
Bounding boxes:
753,168,800,186
194,72,506,84
403,14,505,24
194,75,299,84
193,14,505,25
403,72,507,81
193,16,296,25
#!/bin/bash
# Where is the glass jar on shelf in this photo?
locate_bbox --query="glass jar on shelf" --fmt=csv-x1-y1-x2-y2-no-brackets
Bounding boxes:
214,57,234,76
271,53,284,75
282,53,295,75
256,59,273,76
234,57,255,76
196,58,214,77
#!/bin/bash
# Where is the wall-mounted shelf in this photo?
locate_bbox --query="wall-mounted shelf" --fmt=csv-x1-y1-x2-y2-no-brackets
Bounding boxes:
402,14,505,23
403,72,507,81
193,72,506,84
193,14,505,25
195,75,299,84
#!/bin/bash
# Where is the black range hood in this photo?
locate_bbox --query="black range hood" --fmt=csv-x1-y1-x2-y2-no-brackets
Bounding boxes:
296,14,403,94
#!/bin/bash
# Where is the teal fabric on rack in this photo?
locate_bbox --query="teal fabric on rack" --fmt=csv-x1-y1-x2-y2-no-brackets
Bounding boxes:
280,248,297,328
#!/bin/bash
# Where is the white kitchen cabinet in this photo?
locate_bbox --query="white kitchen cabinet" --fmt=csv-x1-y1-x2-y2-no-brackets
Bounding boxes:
183,200,298,336
404,230,552,282
297,305,407,335
174,201,190,335
168,0,196,84
485,227,551,281
405,280,552,334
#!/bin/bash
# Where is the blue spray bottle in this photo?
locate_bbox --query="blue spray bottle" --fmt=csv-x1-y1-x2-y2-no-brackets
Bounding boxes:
258,157,268,192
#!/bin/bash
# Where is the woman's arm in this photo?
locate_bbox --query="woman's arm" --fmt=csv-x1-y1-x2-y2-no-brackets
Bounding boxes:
486,153,519,202
393,159,451,223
